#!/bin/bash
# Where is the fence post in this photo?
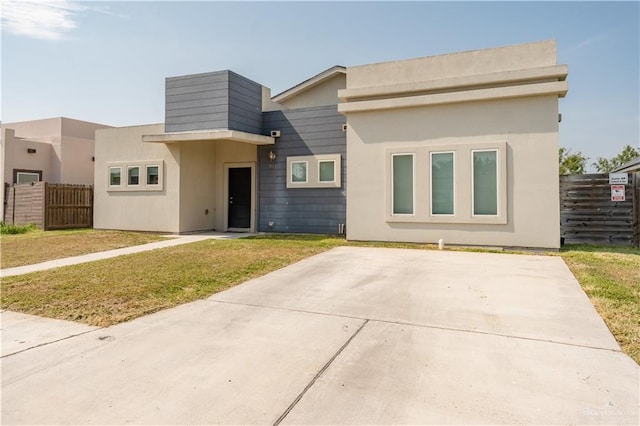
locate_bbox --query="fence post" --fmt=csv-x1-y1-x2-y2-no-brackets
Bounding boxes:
44,182,49,230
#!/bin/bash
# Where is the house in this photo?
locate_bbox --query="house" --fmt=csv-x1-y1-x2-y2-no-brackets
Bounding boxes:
614,156,640,173
94,40,568,249
1,117,112,186
1,117,112,220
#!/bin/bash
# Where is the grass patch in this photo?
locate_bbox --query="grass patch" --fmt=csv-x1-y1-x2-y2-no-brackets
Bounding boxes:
1,229,165,269
1,222,38,235
559,244,640,364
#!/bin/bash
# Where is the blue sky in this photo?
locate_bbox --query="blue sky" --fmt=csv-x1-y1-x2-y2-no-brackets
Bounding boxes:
1,1,638,168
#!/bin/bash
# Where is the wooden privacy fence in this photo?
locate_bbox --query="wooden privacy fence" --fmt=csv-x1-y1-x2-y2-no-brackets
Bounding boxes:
4,182,93,230
560,173,639,246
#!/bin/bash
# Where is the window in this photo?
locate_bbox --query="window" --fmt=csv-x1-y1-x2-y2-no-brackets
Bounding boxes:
386,142,506,224
109,167,121,186
16,172,40,184
431,152,454,215
319,160,335,182
473,150,498,216
286,154,341,188
146,165,159,186
291,161,308,183
108,161,164,192
392,154,414,215
127,166,140,186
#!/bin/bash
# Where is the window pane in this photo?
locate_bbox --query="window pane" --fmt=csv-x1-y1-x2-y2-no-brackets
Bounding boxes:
110,168,121,186
319,161,335,182
17,173,39,184
128,167,140,185
473,151,498,215
392,154,413,214
147,166,159,185
431,152,454,214
292,162,307,182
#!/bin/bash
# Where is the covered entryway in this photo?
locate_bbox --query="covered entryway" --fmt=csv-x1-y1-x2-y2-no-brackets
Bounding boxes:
141,129,273,234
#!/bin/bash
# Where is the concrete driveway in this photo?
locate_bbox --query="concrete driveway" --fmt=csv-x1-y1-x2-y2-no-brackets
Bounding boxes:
2,247,638,425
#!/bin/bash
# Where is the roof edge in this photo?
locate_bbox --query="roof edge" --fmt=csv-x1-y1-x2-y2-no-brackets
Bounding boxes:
272,65,346,103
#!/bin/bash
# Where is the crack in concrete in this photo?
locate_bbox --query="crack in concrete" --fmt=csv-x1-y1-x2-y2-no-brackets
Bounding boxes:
1,328,103,359
208,299,623,355
272,319,369,426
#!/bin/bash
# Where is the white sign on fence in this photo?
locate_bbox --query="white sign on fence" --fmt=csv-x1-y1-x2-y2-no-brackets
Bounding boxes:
609,173,628,185
611,185,626,202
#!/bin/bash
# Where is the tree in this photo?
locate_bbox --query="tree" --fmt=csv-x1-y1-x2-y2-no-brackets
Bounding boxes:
559,147,588,175
592,145,640,173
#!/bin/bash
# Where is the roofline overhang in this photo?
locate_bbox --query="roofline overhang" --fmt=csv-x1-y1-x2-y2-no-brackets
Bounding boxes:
613,157,640,173
272,65,346,103
338,80,568,114
142,129,274,145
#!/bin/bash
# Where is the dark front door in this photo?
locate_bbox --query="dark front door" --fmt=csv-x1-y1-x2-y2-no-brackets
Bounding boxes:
228,167,251,229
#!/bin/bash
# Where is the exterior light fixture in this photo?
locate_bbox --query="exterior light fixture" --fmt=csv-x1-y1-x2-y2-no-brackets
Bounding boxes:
268,150,276,162
27,148,37,154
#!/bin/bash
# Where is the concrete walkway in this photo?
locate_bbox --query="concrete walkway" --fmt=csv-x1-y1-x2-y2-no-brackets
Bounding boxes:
2,247,639,425
0,232,252,278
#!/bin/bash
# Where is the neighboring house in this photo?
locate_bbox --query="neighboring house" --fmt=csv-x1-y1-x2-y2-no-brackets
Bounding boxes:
614,155,640,173
1,117,112,185
94,40,568,249
1,117,112,220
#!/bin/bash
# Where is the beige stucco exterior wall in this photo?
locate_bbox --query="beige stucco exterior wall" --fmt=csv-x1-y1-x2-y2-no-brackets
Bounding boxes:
346,40,557,89
94,124,182,233
178,141,217,233
279,74,346,109
1,117,110,186
342,40,565,249
94,124,259,233
345,96,560,248
2,129,55,184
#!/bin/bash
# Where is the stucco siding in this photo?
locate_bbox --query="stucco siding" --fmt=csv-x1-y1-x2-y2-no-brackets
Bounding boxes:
345,96,560,248
94,124,181,233
178,141,217,232
259,106,346,234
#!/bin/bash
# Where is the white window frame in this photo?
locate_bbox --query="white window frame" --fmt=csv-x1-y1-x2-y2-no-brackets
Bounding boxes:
391,153,415,216
430,151,456,216
146,164,160,187
127,166,141,187
108,166,122,187
318,159,336,183
286,154,341,188
16,172,40,184
471,149,500,218
385,142,506,225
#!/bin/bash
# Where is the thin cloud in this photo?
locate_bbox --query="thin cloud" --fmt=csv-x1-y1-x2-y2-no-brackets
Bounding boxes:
563,33,609,57
1,0,83,41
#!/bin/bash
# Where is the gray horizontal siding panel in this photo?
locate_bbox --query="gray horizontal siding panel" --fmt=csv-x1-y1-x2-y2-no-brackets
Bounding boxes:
167,90,229,104
165,71,231,133
166,72,228,88
165,121,230,132
265,115,346,129
227,72,262,134
261,225,342,234
165,104,229,118
258,105,346,235
166,82,229,96
166,114,232,126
